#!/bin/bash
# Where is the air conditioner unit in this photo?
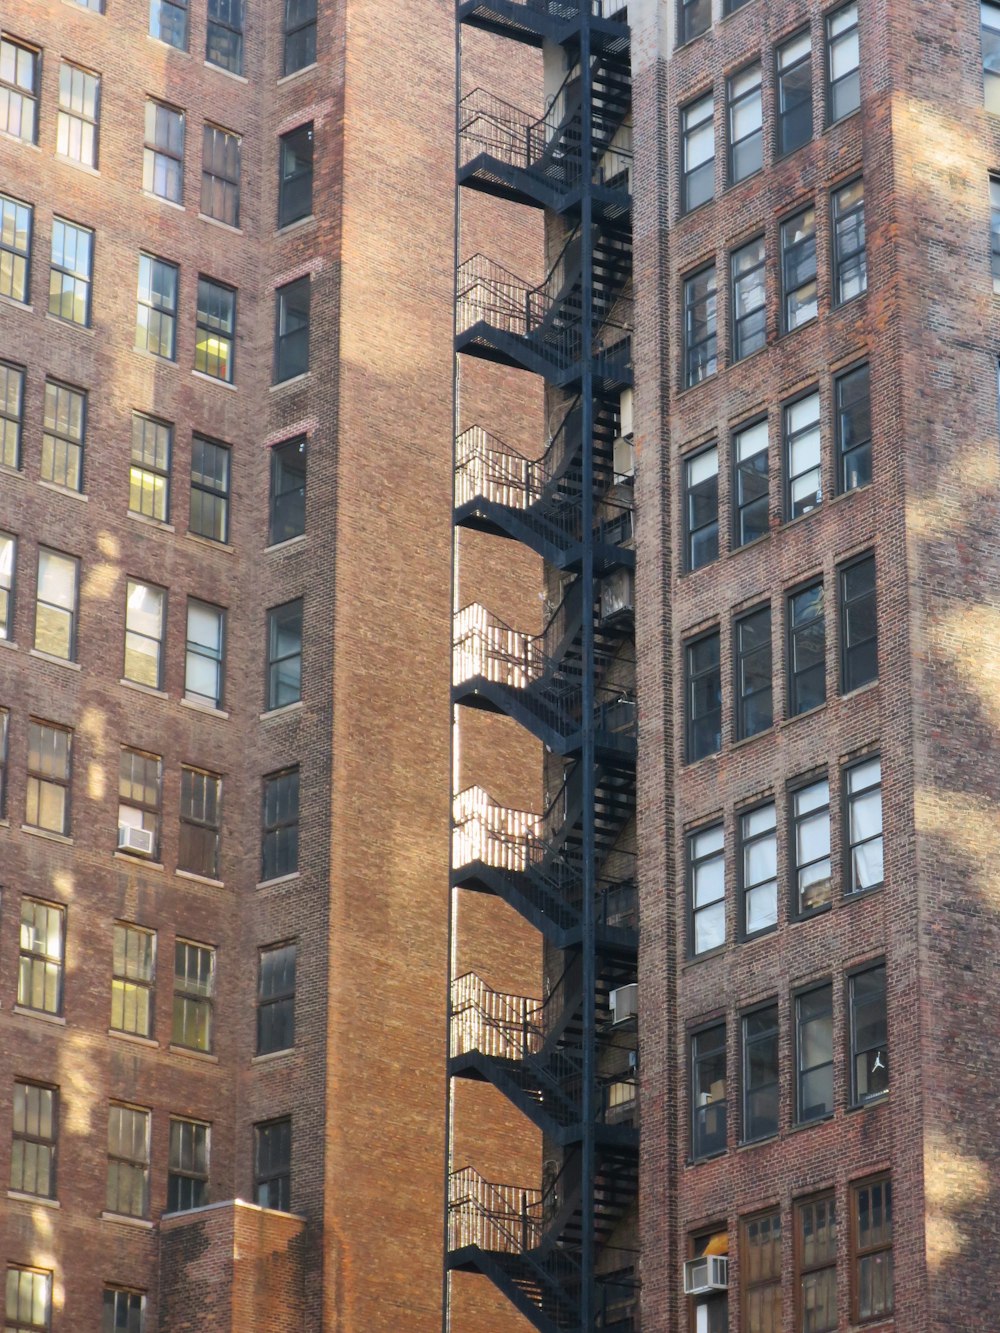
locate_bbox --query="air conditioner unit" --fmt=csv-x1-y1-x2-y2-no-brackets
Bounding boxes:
118,824,154,856
619,386,633,439
613,435,635,482
600,569,634,623
609,983,638,1024
683,1255,729,1296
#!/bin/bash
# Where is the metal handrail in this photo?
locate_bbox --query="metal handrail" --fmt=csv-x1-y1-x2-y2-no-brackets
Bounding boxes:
449,1166,542,1254
451,972,544,1060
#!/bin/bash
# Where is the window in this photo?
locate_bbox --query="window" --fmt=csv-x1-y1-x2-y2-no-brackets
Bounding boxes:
850,963,888,1105
776,32,812,155
0,533,13,639
201,125,240,227
0,362,24,468
852,1177,893,1321
48,220,93,327
683,265,716,387
41,381,86,492
681,96,714,212
254,1118,291,1210
278,124,314,227
195,277,235,382
269,438,307,544
274,277,310,382
135,254,178,359
827,3,860,122
686,629,721,761
283,0,316,74
781,207,817,330
18,898,65,1016
179,767,222,879
795,983,833,1122
111,924,155,1038
207,0,244,75
691,1024,727,1158
143,101,184,204
173,940,215,1052
679,0,711,45
262,767,299,880
106,1104,149,1218
796,1195,837,1332
742,1007,779,1143
845,755,883,893
740,802,777,935
724,0,752,9
118,748,162,857
742,1210,782,1332
728,63,762,182
0,709,7,816
34,549,79,660
57,64,100,167
689,824,725,955
0,38,39,143
839,553,877,692
988,3,1000,112
792,777,831,914
267,600,303,710
787,581,825,715
167,1118,209,1211
123,581,165,689
26,721,72,836
190,436,230,542
0,195,31,304
4,1268,50,1333
130,414,171,521
835,362,870,492
684,446,718,571
103,1290,145,1333
185,599,225,707
832,179,866,304
150,0,188,49
734,605,772,739
11,1083,56,1199
258,942,296,1054
689,1233,728,1332
731,236,766,361
733,419,768,546
784,391,821,519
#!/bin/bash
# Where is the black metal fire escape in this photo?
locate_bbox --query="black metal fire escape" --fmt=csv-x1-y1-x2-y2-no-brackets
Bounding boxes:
447,4,637,1331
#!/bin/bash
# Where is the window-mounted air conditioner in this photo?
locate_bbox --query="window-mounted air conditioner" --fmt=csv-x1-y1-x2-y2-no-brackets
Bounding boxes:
118,824,154,856
600,569,634,624
613,435,636,483
609,982,638,1024
619,386,633,439
683,1255,729,1296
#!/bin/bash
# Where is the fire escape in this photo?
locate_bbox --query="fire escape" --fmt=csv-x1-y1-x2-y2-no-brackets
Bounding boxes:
447,3,637,1331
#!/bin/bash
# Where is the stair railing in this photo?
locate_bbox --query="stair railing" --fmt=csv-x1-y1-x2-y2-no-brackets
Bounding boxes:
448,1166,542,1254
451,971,544,1060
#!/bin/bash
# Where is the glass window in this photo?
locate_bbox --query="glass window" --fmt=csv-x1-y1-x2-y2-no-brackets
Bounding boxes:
733,418,768,547
57,64,100,167
26,721,72,835
684,446,718,570
784,391,821,519
796,1194,837,1332
691,1024,727,1158
269,438,307,544
852,1177,893,1322
731,235,766,361
839,553,877,692
258,942,296,1054
735,605,772,740
679,0,711,45
832,179,866,304
150,0,188,48
111,923,155,1038
195,277,236,382
742,1209,782,1332
795,984,833,1122
850,964,888,1105
262,767,300,880
792,777,831,915
740,801,777,935
167,1118,209,1212
827,3,860,123
135,254,179,359
0,361,24,468
686,629,721,761
103,1289,145,1333
835,362,871,492
185,599,225,707
742,1008,779,1143
728,63,762,182
987,3,1000,111
48,220,94,327
683,264,717,387
267,600,303,710
130,414,171,522
788,581,826,716
18,898,65,1016
34,549,79,661
254,1118,291,1210
0,38,40,144
777,31,812,155
207,0,244,74
123,580,165,689
190,436,230,542
0,708,7,817
690,1232,728,1332
845,756,883,893
106,1104,149,1218
11,1083,56,1199
172,940,215,1052
274,277,311,382
278,124,314,227
40,381,86,493
284,0,317,74
689,823,725,955
681,95,714,212
0,195,31,304
4,1267,50,1332
201,125,240,227
118,747,162,857
143,101,184,204
781,206,817,330
179,767,222,879
0,533,13,640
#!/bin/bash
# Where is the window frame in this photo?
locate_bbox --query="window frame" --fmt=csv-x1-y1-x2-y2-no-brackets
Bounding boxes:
987,1,1000,113
194,275,236,383
789,771,832,918
206,0,244,75
129,413,172,522
11,1080,57,1200
740,1207,782,1332
268,437,307,544
18,897,66,1017
254,1116,292,1211
683,443,719,572
262,766,300,881
26,719,72,836
690,1020,728,1161
831,177,866,306
283,0,317,74
682,263,717,389
3,1265,51,1333
780,205,818,332
106,1102,150,1219
850,1174,893,1323
178,766,222,880
200,123,241,228
34,547,79,662
843,752,883,895
741,1004,780,1145
826,1,860,125
56,62,100,168
135,253,179,360
103,1288,146,1333
681,93,715,214
786,578,827,717
783,388,822,520
794,981,834,1124
184,598,226,708
278,123,314,228
0,37,40,145
737,797,778,938
678,0,712,46
727,61,763,184
149,0,189,50
167,1116,210,1212
39,379,86,493
142,100,184,204
848,961,888,1107
685,627,722,763
189,434,231,543
0,194,32,305
266,599,303,711
838,551,877,693
111,922,156,1039
0,707,8,818
688,822,725,957
794,1192,838,1333
834,360,871,493
48,218,94,328
775,28,813,157
274,276,311,383
730,234,766,362
257,941,296,1055
733,602,772,741
172,938,216,1053
122,579,165,690
118,746,163,859
732,416,769,548
0,361,25,470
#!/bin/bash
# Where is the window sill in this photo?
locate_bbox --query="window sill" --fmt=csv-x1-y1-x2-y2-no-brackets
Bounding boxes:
277,61,317,85
176,868,225,888
780,313,819,340
276,214,315,237
781,701,827,730
686,1148,728,1169
266,533,307,554
119,678,168,699
205,60,249,83
141,189,185,211
8,1190,59,1209
146,33,191,56
184,530,234,554
168,1044,219,1063
101,1211,154,1229
0,462,26,481
0,293,31,313
730,725,774,751
790,902,833,926
180,697,229,720
682,944,726,969
63,0,105,15
55,153,100,176
270,372,311,392
839,678,879,704
789,1111,835,1134
257,871,300,890
847,1093,889,1113
108,1028,158,1049
0,129,40,150
844,882,885,905
132,345,177,367
21,824,73,846
0,638,18,651
191,369,237,392
28,649,80,671
38,478,88,501
45,312,95,335
251,1047,295,1065
198,213,242,234
13,1006,66,1026
113,851,165,871
260,701,303,721
127,510,175,533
